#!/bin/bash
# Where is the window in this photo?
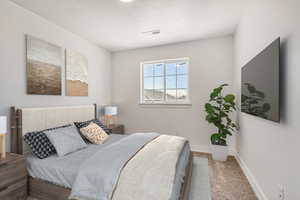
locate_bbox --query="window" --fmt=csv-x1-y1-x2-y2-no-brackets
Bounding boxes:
140,58,190,105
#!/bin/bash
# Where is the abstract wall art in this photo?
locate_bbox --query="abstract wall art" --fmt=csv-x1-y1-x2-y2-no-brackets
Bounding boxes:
65,49,88,96
26,35,63,95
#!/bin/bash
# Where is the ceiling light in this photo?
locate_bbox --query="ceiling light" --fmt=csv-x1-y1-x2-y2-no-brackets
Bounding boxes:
120,0,134,2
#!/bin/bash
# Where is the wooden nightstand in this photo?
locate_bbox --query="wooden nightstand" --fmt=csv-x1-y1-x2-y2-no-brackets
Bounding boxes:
108,124,125,135
0,153,27,200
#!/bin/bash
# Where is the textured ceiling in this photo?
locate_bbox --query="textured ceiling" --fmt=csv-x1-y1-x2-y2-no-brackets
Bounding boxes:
10,0,243,51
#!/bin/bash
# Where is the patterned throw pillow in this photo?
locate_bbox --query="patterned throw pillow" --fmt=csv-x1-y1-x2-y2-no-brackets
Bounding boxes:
80,122,109,144
24,124,71,159
74,119,111,141
24,132,55,159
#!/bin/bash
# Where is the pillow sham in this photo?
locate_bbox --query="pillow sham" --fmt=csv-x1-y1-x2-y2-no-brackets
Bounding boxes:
24,124,71,159
80,122,109,144
44,125,87,157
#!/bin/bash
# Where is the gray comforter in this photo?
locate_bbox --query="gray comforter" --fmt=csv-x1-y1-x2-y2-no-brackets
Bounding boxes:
69,132,159,200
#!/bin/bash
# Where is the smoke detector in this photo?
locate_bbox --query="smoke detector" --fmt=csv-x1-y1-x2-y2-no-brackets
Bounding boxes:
142,30,161,35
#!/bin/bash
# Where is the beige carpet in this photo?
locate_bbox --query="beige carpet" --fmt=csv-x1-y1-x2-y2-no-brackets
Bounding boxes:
193,152,257,200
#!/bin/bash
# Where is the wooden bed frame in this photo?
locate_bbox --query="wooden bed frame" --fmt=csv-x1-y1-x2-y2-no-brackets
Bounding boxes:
10,104,193,200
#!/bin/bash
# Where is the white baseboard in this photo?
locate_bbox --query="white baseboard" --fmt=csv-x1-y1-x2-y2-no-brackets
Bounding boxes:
190,145,235,156
234,152,268,200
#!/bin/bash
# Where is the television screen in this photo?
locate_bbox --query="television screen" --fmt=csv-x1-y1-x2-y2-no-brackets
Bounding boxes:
241,38,280,122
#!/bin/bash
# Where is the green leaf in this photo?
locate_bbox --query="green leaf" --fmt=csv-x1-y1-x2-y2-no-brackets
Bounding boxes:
210,84,227,100
223,129,232,136
216,100,223,104
220,111,227,118
221,84,229,87
224,104,230,110
205,103,215,115
219,139,227,145
211,133,227,145
205,103,212,110
213,106,220,110
206,115,213,123
211,133,221,144
210,91,218,99
224,94,235,103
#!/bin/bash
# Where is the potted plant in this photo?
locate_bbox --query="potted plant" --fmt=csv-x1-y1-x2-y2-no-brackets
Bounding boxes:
204,84,237,161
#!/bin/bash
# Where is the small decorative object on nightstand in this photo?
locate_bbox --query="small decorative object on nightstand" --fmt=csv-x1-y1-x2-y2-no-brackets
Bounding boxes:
108,124,125,135
0,116,7,159
104,106,118,127
0,153,27,200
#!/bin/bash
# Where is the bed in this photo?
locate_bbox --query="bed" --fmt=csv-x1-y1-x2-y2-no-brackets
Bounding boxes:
10,104,193,200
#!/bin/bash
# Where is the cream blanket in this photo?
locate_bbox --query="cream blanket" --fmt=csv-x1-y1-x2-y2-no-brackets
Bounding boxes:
70,133,160,200
112,135,187,200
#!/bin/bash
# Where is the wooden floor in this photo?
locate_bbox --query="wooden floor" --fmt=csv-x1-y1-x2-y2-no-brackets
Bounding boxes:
193,152,257,200
28,153,257,200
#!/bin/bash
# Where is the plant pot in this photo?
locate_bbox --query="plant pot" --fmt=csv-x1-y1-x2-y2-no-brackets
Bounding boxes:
211,144,228,161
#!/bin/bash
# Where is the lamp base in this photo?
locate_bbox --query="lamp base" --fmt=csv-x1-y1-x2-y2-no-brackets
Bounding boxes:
104,115,117,127
0,134,6,160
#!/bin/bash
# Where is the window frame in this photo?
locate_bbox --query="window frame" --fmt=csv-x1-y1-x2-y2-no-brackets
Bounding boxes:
140,57,191,105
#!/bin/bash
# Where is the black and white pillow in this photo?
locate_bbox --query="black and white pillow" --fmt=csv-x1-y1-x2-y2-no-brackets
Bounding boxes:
24,131,56,159
74,119,111,141
24,124,71,159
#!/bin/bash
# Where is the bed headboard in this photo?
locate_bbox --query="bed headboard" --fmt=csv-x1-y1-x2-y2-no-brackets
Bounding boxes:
10,104,97,155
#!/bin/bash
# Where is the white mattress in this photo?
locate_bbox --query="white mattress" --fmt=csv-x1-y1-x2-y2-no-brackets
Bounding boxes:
26,134,191,199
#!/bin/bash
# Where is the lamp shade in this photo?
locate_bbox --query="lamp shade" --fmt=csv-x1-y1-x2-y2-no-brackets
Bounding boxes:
0,116,7,134
104,106,118,116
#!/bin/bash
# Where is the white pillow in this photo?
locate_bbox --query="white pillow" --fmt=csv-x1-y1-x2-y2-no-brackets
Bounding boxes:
44,125,87,157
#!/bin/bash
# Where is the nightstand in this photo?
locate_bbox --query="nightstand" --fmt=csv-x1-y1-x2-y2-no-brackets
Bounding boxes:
0,153,27,200
108,124,125,135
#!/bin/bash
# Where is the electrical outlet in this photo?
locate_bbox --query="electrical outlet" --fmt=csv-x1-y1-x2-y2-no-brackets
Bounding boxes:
278,185,285,200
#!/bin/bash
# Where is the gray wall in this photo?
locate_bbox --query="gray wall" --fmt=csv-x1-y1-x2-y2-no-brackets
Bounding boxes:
112,36,235,152
234,0,300,199
0,0,112,151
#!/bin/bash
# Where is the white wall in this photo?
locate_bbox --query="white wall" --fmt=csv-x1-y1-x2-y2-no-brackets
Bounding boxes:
234,0,300,199
112,36,234,151
0,0,112,150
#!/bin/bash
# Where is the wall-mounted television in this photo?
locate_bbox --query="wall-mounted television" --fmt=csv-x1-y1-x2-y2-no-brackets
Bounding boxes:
241,38,280,122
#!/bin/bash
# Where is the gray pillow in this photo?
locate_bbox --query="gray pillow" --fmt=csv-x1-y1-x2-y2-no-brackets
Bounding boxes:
44,125,87,157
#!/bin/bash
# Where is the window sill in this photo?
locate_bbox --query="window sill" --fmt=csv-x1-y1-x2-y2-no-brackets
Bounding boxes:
139,102,192,109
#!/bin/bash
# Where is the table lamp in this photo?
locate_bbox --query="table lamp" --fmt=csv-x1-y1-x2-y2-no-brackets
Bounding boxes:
0,116,7,159
104,106,118,127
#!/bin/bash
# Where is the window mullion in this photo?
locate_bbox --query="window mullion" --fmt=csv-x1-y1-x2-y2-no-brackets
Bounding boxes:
142,65,145,103
152,66,155,104
164,62,166,103
176,62,178,102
